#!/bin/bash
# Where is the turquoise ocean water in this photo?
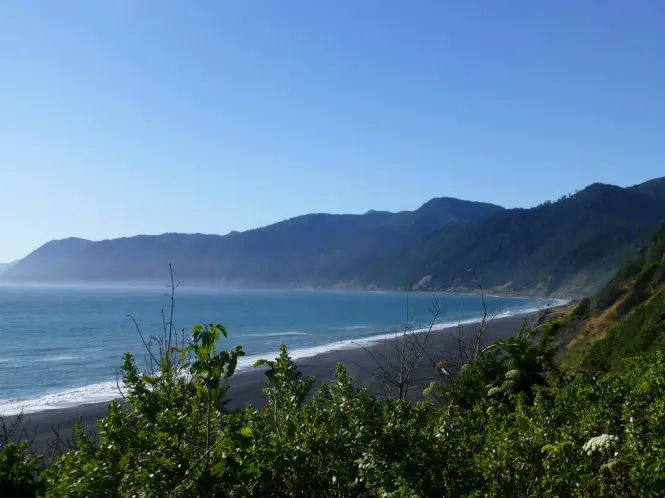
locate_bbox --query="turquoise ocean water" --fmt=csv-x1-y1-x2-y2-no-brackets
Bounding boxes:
0,285,560,414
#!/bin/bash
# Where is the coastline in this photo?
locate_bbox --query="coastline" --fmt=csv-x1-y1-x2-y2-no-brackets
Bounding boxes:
0,299,563,417
0,279,576,300
2,311,541,459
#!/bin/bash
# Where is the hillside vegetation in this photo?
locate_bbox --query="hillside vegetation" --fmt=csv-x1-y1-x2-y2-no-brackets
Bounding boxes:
4,221,665,496
348,182,665,296
562,220,665,371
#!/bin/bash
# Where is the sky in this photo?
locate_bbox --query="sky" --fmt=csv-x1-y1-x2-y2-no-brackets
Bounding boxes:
1,1,664,261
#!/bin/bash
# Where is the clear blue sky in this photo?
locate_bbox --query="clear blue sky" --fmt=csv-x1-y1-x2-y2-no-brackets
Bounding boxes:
2,1,664,261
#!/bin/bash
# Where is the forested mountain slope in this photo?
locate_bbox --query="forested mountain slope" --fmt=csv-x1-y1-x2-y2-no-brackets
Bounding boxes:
343,180,665,296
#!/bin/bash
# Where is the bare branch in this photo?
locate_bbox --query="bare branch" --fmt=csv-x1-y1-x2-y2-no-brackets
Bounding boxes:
162,308,168,352
471,282,489,361
0,411,24,444
127,314,160,373
167,263,178,352
115,368,127,401
358,295,441,400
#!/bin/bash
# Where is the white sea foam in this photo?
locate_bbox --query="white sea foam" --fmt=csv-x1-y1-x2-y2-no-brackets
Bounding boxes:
34,355,82,362
243,331,310,337
0,381,122,416
0,300,566,416
237,300,568,369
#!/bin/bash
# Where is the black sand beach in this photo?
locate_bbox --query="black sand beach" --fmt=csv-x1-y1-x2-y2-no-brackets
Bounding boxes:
3,312,541,460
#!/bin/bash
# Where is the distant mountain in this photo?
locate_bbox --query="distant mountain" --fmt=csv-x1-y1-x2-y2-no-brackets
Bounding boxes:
5,177,665,296
342,179,665,296
0,262,15,276
1,198,503,284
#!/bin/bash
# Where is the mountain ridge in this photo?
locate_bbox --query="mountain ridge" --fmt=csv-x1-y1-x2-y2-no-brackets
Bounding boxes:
3,177,665,296
2,197,503,285
341,180,665,296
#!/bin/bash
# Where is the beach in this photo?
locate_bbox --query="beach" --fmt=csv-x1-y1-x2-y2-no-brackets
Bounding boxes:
3,312,539,460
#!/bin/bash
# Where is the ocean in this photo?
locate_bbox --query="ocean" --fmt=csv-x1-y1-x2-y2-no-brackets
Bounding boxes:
0,285,560,415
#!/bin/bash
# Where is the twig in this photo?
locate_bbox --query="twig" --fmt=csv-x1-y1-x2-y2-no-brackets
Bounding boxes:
358,295,440,400
115,369,127,400
168,263,178,352
127,314,160,373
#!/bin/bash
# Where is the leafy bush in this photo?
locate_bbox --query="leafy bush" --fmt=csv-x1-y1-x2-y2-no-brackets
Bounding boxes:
43,323,246,496
572,297,591,319
0,441,42,497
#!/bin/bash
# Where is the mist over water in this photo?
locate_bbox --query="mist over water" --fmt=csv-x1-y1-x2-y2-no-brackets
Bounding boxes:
0,285,560,414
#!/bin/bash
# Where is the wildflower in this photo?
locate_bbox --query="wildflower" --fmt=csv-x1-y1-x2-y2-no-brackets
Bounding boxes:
487,386,502,397
582,434,619,456
505,369,519,380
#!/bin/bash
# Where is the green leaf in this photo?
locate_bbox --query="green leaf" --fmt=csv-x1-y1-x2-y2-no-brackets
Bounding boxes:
216,324,229,338
211,461,226,476
191,323,203,340
143,375,159,385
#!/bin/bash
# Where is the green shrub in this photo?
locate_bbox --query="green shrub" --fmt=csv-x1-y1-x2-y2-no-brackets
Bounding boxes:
0,441,42,497
572,297,591,319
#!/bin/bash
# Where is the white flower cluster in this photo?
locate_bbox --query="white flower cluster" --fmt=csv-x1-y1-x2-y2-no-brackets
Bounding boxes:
487,386,502,397
505,369,519,380
357,453,370,470
582,434,619,456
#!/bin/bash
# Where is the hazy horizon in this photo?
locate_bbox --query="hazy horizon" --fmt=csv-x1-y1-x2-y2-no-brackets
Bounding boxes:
1,174,661,263
3,2,665,261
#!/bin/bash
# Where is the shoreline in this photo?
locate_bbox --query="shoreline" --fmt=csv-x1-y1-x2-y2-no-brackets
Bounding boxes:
0,280,575,299
2,311,543,459
0,300,565,417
